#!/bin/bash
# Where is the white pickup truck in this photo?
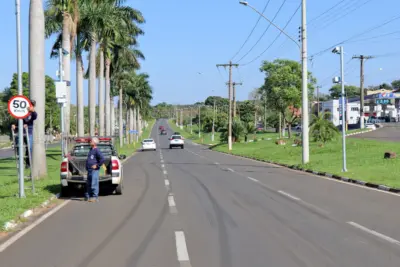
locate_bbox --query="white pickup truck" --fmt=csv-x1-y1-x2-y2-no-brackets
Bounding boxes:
60,137,126,197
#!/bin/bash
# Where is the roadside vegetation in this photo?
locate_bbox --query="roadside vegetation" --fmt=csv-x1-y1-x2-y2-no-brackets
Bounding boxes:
0,120,154,229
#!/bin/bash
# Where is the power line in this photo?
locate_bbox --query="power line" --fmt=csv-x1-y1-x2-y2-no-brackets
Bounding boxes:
309,0,357,29
309,14,400,59
241,3,300,66
236,0,288,63
308,0,347,25
312,0,375,33
344,30,400,44
230,0,272,61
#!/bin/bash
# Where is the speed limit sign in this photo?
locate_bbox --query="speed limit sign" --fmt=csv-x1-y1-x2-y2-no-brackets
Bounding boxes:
8,95,32,119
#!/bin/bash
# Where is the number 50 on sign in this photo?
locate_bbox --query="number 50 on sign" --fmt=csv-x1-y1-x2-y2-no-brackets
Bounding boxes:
7,95,32,119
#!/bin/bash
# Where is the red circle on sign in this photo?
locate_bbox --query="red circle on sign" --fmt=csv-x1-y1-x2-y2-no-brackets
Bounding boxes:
7,95,32,119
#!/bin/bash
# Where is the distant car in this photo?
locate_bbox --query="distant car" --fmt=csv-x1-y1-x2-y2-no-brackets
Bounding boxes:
365,123,376,130
169,135,184,149
142,139,156,151
160,129,167,135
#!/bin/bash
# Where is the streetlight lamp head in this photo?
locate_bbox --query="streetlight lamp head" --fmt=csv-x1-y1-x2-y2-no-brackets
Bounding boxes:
239,1,248,6
332,46,341,54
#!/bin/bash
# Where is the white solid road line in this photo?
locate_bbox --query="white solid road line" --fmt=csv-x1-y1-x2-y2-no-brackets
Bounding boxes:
175,231,191,265
168,194,178,214
278,190,301,201
348,222,400,246
247,177,259,183
0,200,71,253
165,179,170,186
168,195,176,207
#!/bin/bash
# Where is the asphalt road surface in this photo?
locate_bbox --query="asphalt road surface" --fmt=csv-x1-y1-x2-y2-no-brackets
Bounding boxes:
0,142,60,159
351,125,400,141
1,120,400,267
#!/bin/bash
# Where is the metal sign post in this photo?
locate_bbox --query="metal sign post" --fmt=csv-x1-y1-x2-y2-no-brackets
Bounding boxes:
56,48,69,159
8,95,33,198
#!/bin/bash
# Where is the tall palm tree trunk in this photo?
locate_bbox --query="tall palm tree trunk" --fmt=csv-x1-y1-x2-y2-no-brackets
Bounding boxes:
129,107,133,144
133,107,137,142
135,106,140,137
105,59,111,136
110,96,115,137
138,107,142,137
98,49,105,136
125,106,129,144
89,35,96,136
30,0,47,178
76,55,84,136
119,90,123,148
62,10,71,137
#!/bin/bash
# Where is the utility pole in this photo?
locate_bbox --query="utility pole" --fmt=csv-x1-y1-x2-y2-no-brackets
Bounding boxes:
180,109,183,129
352,55,373,129
217,61,239,151
301,0,309,164
226,82,243,118
198,105,201,138
316,85,321,116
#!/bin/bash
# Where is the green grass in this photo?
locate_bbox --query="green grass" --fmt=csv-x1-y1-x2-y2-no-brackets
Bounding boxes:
168,120,281,145
213,137,400,188
0,120,155,229
0,142,11,149
0,148,62,228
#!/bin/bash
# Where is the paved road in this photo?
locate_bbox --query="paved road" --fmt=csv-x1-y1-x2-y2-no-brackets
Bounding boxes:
351,126,400,141
0,142,60,159
1,120,400,267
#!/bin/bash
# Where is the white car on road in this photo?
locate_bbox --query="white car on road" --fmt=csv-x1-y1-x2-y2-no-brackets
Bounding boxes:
365,123,376,130
169,135,184,149
142,139,157,151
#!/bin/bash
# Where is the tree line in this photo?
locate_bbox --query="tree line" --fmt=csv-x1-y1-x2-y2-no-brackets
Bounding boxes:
2,0,152,179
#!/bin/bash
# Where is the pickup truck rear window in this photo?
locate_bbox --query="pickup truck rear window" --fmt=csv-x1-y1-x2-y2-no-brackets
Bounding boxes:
73,144,113,157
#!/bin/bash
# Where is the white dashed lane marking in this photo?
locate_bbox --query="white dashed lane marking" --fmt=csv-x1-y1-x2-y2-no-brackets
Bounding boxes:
348,222,400,246
175,231,192,266
278,190,301,201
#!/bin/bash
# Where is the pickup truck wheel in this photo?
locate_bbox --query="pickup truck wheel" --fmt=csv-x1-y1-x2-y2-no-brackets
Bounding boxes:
115,182,123,195
60,186,70,197
169,145,172,149
181,145,184,149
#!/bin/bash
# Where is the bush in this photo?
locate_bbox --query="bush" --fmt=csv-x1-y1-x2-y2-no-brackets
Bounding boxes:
309,112,339,143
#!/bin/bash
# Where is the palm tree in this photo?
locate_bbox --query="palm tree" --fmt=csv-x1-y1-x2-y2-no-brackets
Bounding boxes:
30,0,47,178
309,112,339,144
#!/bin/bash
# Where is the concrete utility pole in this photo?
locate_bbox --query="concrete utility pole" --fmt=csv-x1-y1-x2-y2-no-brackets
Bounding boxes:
316,85,321,116
352,55,374,129
217,61,239,151
226,82,243,118
180,109,183,129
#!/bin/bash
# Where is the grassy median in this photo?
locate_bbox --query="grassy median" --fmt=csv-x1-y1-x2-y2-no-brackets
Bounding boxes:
213,137,400,188
0,120,155,229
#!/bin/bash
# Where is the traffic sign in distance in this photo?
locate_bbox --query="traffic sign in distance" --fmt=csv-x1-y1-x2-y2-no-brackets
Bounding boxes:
8,95,32,119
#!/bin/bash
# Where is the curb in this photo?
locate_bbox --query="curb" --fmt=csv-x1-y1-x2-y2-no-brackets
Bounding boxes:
212,149,400,195
2,193,60,231
345,128,376,137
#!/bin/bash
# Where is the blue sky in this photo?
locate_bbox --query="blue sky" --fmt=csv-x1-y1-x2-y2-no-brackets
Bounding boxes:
1,0,399,106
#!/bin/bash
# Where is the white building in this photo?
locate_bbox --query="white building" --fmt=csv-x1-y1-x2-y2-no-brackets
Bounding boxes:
320,99,397,126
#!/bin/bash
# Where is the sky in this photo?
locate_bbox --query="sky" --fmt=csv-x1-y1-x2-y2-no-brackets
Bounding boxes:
1,0,399,106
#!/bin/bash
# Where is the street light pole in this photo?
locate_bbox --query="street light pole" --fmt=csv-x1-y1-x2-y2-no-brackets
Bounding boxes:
239,1,309,164
198,105,201,138
15,0,25,198
212,98,216,142
59,48,65,158
333,46,347,172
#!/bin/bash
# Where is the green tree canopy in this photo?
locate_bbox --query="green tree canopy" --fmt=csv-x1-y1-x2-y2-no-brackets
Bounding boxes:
391,79,400,89
259,59,316,114
204,96,229,107
2,72,60,131
329,84,360,98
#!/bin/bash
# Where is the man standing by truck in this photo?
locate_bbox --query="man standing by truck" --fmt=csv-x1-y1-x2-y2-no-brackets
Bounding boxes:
85,137,104,202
